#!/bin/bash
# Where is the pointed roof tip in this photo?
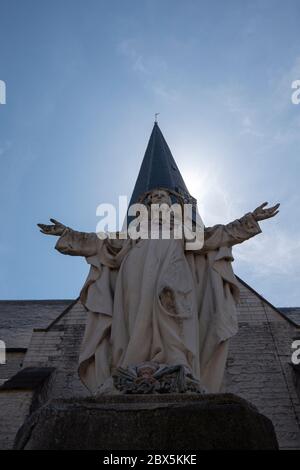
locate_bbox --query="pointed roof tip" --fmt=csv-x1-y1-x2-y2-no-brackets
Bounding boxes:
152,120,160,132
128,122,197,211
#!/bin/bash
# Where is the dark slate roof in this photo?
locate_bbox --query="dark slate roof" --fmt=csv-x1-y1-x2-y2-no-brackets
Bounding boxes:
128,123,196,218
0,300,73,348
279,308,300,327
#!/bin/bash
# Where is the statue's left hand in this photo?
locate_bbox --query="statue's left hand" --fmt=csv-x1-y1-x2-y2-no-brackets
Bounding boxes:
37,218,67,236
252,202,280,221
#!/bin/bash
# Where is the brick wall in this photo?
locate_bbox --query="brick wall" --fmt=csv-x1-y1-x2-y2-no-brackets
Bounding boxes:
1,281,300,449
226,282,300,449
23,301,88,400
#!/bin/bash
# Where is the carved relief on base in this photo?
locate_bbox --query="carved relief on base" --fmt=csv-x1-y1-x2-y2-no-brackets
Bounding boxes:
112,362,206,394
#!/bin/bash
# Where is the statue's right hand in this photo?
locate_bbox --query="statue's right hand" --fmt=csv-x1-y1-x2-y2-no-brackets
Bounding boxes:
37,218,67,236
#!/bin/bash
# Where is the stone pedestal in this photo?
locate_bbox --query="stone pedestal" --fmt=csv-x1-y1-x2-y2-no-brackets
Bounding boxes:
14,393,278,450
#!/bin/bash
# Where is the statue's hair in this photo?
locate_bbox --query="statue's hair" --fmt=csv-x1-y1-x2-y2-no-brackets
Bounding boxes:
137,187,185,209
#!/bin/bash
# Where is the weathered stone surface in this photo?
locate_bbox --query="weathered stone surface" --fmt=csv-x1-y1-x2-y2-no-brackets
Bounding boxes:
0,300,73,349
0,390,33,450
4,283,300,450
14,393,278,450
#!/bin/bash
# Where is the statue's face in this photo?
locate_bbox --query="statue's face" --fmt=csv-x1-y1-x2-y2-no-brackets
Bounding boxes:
148,189,171,206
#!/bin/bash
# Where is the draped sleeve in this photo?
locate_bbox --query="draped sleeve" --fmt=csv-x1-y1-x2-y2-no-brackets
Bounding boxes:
55,228,102,257
199,212,261,253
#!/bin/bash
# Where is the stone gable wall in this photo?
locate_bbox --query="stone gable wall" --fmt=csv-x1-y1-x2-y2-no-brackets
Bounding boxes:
1,281,300,449
226,282,300,449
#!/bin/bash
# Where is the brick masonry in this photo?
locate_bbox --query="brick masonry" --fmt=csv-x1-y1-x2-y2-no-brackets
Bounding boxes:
1,281,300,449
225,282,300,449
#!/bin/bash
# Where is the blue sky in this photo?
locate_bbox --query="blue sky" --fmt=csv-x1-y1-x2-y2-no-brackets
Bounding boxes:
0,0,300,306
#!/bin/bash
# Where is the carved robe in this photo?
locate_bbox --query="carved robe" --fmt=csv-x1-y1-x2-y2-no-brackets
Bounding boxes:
55,213,261,394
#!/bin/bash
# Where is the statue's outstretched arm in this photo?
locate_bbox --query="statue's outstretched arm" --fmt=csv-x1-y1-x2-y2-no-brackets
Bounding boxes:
251,202,280,222
38,218,67,237
37,218,100,257
202,202,280,252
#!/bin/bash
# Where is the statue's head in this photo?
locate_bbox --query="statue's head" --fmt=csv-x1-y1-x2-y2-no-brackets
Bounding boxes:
139,188,180,208
134,187,186,230
148,189,172,206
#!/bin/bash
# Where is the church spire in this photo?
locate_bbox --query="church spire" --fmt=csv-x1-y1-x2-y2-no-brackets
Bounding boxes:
128,122,196,210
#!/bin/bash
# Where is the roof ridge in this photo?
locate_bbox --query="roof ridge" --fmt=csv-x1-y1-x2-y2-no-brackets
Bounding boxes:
236,276,300,328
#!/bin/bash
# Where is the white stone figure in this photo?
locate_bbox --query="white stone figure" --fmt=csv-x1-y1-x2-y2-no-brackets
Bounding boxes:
38,194,279,394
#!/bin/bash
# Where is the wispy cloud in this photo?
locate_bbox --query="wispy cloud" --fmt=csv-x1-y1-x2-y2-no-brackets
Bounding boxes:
224,90,264,138
117,38,179,101
234,228,300,278
0,140,12,157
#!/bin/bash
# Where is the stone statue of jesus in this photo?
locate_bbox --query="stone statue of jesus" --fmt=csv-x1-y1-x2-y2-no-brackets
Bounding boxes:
38,191,279,394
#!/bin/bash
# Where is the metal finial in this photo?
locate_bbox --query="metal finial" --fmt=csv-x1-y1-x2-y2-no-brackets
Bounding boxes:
154,113,160,123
